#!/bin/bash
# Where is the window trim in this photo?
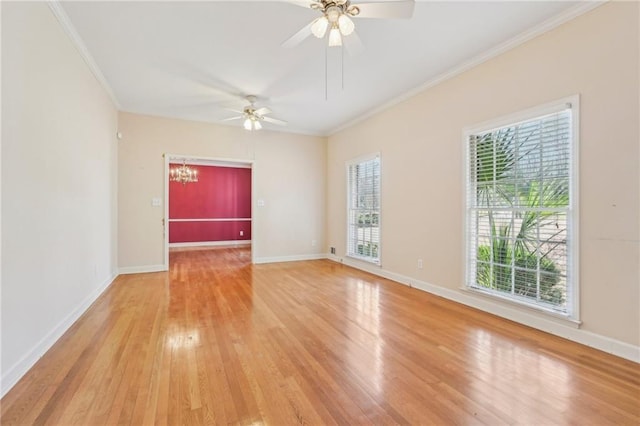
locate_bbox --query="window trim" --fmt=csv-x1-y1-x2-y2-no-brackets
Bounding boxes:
462,95,580,321
346,152,382,266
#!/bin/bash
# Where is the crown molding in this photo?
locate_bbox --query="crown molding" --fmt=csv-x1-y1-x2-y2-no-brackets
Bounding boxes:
47,0,122,109
328,1,606,136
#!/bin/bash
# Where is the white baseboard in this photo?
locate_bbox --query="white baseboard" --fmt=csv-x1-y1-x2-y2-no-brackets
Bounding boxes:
254,253,327,264
169,240,251,248
118,264,167,275
1,272,118,397
326,255,640,363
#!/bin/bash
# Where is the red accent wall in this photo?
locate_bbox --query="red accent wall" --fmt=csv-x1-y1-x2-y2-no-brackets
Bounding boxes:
169,165,251,243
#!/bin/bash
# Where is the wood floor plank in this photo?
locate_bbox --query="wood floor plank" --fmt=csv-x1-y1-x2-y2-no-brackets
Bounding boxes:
2,247,639,425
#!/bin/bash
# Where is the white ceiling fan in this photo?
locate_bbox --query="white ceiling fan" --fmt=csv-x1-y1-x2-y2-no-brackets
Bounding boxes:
283,0,415,49
222,96,287,131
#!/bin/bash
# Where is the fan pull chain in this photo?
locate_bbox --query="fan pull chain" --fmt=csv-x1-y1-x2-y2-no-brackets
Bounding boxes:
325,43,328,101
324,41,345,99
342,44,344,91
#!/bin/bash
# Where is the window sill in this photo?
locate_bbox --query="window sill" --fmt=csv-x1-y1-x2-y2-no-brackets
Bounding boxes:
346,254,381,267
461,286,582,328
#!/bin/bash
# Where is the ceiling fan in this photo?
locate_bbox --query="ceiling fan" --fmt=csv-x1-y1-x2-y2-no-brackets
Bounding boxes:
222,96,287,131
283,0,415,49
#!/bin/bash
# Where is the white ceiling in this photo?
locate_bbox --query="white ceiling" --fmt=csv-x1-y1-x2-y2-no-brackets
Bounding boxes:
59,0,590,136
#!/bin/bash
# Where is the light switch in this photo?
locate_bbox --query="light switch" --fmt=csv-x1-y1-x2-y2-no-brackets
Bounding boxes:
152,198,162,207
257,199,265,207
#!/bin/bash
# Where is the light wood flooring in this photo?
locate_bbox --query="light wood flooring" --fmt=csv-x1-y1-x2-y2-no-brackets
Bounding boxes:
2,247,639,425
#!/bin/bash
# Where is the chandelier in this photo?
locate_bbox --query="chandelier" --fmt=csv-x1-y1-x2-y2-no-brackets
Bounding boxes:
170,160,198,184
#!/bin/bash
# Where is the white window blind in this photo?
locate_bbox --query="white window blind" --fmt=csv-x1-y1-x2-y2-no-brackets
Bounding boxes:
466,103,576,316
347,154,380,264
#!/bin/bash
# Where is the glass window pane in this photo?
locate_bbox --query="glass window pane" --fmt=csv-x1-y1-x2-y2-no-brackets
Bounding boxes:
347,156,380,263
467,108,573,315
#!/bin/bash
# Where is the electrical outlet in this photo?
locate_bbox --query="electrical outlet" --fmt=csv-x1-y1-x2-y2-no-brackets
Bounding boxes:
330,247,336,254
417,259,423,269
312,240,317,247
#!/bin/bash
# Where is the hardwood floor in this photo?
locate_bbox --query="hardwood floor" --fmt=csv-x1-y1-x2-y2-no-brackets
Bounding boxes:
2,247,639,425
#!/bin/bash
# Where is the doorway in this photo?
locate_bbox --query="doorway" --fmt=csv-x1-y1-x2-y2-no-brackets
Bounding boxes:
164,154,255,269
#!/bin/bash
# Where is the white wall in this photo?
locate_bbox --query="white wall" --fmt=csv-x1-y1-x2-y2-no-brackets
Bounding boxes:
327,2,639,359
117,112,326,270
1,2,118,395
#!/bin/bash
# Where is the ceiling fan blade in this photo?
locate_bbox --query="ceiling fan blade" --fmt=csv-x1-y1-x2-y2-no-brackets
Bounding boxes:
223,108,245,114
353,0,415,19
282,20,315,48
286,0,323,9
221,116,243,122
254,107,272,116
262,116,287,126
344,31,364,56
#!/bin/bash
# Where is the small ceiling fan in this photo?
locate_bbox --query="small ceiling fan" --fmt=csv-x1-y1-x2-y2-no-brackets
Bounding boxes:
283,0,415,49
222,96,287,131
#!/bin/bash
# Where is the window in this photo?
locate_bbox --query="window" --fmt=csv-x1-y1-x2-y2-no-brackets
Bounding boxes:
347,154,381,264
465,98,577,318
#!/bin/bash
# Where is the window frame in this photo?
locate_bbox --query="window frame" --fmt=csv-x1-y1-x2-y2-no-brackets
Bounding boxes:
463,96,580,321
346,153,382,265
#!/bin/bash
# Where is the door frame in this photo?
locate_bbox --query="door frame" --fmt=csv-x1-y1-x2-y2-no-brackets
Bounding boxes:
163,153,256,269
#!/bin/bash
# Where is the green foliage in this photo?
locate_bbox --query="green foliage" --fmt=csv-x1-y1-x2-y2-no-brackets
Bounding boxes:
475,130,518,207
472,125,567,306
476,244,563,305
357,242,379,258
357,212,379,226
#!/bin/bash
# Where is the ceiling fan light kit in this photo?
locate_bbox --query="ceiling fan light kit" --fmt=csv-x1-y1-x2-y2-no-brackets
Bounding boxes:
309,2,359,45
328,26,342,47
311,16,329,37
337,14,355,36
243,117,262,131
287,0,413,49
